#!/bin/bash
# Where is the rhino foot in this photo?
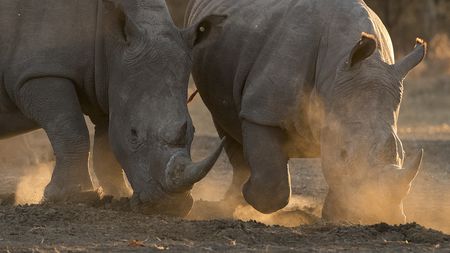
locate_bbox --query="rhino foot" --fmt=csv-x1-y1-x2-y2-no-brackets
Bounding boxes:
243,180,290,214
42,183,100,204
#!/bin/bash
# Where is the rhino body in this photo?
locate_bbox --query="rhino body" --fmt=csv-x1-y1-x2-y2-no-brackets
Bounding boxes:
0,0,224,216
0,1,100,134
0,1,107,199
187,0,426,223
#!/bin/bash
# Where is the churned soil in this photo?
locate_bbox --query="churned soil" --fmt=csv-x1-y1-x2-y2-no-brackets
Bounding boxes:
0,202,449,252
1,132,450,252
0,73,449,251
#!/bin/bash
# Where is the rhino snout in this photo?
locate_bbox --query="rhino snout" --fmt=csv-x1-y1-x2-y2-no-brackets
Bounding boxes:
131,189,194,217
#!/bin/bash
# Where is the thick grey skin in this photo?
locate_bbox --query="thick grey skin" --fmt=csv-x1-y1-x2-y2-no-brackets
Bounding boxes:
0,0,224,216
187,0,425,223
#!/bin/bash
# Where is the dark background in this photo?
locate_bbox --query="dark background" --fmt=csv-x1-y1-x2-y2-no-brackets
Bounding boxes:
165,0,450,55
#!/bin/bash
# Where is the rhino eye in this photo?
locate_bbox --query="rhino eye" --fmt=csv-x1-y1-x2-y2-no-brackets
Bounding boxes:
129,128,144,151
194,21,211,45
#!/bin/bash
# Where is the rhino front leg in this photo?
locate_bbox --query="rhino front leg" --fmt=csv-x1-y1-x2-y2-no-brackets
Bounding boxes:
16,77,93,201
92,119,131,198
242,120,291,214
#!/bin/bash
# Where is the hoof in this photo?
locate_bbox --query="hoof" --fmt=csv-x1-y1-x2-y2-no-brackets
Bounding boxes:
243,181,290,214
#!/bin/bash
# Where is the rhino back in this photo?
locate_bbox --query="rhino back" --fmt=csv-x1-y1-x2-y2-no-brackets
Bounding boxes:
189,0,394,144
0,0,98,112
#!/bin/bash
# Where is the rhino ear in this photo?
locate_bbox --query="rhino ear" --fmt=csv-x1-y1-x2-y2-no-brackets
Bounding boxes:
102,0,126,42
394,38,427,79
181,15,227,49
347,33,377,67
123,15,144,44
102,0,142,45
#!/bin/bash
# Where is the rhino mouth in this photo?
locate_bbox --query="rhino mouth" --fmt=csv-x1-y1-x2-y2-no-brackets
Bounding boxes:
127,138,224,217
130,182,194,217
323,150,423,224
322,193,406,225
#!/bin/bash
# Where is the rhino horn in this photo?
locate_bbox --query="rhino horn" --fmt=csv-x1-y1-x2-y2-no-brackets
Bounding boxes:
395,38,427,79
164,138,225,192
399,149,423,185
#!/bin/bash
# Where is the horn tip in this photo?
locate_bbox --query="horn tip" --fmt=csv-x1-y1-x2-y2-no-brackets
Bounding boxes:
361,32,375,40
414,148,424,171
415,37,428,54
415,37,426,45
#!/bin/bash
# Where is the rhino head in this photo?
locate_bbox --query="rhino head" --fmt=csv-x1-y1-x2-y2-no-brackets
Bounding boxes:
102,0,226,216
320,33,426,224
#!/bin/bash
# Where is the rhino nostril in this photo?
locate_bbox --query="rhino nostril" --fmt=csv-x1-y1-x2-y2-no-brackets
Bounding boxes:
131,128,138,137
340,149,348,160
180,121,188,136
172,121,188,146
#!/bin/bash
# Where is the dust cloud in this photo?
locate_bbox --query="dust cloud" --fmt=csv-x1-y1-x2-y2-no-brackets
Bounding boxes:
232,196,320,227
14,162,53,205
190,169,322,227
406,191,450,234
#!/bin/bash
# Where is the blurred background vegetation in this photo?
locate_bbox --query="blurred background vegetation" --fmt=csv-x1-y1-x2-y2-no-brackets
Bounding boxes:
166,0,450,55
365,0,450,55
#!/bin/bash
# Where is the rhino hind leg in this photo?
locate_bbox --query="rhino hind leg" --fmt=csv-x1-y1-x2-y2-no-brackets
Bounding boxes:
92,121,131,198
223,140,250,206
16,77,94,202
214,121,249,206
241,120,291,214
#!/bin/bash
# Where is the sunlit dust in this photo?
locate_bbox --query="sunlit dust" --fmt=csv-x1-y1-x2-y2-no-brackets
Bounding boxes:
233,196,321,227
14,162,53,205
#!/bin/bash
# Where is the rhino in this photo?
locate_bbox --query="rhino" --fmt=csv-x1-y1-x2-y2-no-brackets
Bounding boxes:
186,0,426,224
0,0,225,216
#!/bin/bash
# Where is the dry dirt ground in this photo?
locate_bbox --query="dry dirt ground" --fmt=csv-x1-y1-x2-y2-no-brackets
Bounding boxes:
1,66,450,250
